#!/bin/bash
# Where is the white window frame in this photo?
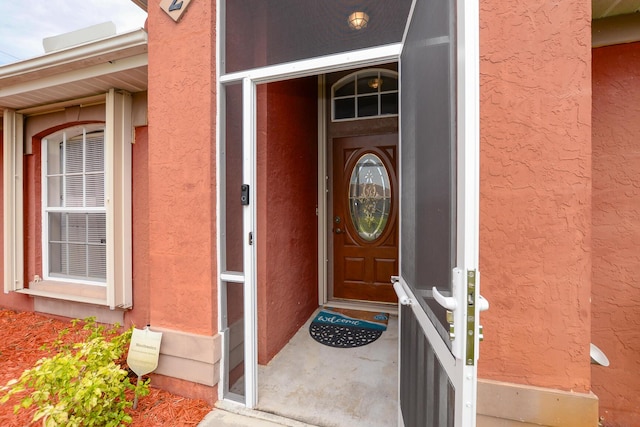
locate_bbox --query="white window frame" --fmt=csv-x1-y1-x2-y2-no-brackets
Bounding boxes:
331,68,399,122
3,89,133,309
41,124,107,285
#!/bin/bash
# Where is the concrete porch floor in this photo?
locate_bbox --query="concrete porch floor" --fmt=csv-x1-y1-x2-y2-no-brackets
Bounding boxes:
255,309,399,427
199,310,398,427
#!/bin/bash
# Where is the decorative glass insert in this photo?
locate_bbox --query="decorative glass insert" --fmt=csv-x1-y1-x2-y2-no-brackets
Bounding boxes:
333,70,399,121
349,153,391,241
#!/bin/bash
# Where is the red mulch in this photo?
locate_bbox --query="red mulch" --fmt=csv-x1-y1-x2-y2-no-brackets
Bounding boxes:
0,309,212,426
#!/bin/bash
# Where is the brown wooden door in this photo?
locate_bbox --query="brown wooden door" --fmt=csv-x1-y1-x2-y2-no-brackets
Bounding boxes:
332,133,398,303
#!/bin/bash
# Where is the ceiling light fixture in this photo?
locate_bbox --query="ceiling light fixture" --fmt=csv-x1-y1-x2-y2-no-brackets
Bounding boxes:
368,78,383,89
348,11,369,30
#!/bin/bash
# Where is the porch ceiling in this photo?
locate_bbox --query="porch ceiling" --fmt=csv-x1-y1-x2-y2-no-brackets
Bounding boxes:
129,0,640,19
592,0,640,47
0,29,148,116
1,0,635,118
593,0,640,19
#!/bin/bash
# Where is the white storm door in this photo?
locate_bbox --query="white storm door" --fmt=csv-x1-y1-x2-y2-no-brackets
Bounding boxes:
394,0,484,426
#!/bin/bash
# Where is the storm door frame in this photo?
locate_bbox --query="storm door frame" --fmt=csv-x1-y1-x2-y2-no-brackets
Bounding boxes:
217,43,403,408
216,1,481,421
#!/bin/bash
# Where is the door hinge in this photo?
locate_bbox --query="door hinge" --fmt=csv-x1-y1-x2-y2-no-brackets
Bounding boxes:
391,276,412,306
248,232,253,245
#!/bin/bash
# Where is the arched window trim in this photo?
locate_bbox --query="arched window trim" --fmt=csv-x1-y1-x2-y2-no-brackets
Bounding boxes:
4,89,133,310
331,68,399,122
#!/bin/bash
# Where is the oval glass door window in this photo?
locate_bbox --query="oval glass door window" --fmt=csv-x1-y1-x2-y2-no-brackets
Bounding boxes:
349,153,391,241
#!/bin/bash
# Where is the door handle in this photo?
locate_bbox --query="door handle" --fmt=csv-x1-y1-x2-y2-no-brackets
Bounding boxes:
334,228,343,234
432,286,458,311
433,288,489,312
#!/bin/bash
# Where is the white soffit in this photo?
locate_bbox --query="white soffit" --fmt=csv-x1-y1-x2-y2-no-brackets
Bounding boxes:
0,29,148,113
131,0,148,12
592,0,640,19
593,12,640,47
592,0,640,46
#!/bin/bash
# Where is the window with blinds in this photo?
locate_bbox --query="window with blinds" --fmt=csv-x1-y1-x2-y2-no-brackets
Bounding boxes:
43,127,107,283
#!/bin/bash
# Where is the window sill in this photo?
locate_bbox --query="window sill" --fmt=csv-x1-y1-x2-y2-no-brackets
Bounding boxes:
18,280,108,306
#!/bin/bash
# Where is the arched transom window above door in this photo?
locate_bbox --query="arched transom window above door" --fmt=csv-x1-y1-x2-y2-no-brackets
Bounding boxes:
332,69,399,121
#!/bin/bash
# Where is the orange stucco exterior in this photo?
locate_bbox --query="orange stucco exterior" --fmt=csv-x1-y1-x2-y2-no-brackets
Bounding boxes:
4,0,640,422
146,1,218,335
478,0,593,392
592,42,640,427
256,79,320,364
128,125,151,329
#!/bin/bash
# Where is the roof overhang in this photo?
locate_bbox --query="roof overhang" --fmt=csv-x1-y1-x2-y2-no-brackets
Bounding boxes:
0,28,148,116
592,0,640,47
593,12,640,47
593,0,640,19
130,0,148,12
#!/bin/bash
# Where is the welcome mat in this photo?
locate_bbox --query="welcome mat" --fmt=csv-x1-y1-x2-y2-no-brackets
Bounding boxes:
309,307,389,348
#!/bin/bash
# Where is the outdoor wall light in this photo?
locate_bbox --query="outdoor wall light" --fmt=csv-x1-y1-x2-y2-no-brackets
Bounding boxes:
348,11,369,30
590,343,610,367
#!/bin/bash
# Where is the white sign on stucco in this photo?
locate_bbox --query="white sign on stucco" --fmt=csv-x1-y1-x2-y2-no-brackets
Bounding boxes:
127,327,163,377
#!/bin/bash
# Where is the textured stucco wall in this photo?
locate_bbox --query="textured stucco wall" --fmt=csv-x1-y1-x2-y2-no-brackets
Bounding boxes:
592,42,640,427
147,1,218,335
257,78,319,365
478,0,593,392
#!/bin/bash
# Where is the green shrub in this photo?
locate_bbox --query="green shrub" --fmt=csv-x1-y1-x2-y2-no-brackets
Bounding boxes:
0,317,150,427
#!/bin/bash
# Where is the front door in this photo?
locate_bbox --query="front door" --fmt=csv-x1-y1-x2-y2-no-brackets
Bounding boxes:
332,133,398,303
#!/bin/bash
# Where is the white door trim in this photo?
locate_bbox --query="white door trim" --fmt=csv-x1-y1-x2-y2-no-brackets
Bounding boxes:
317,74,328,305
456,0,481,422
242,77,258,408
219,44,402,85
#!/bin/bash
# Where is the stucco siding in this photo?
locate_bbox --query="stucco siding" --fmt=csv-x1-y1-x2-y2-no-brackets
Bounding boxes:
592,41,640,427
257,78,319,364
479,0,593,392
147,0,218,335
